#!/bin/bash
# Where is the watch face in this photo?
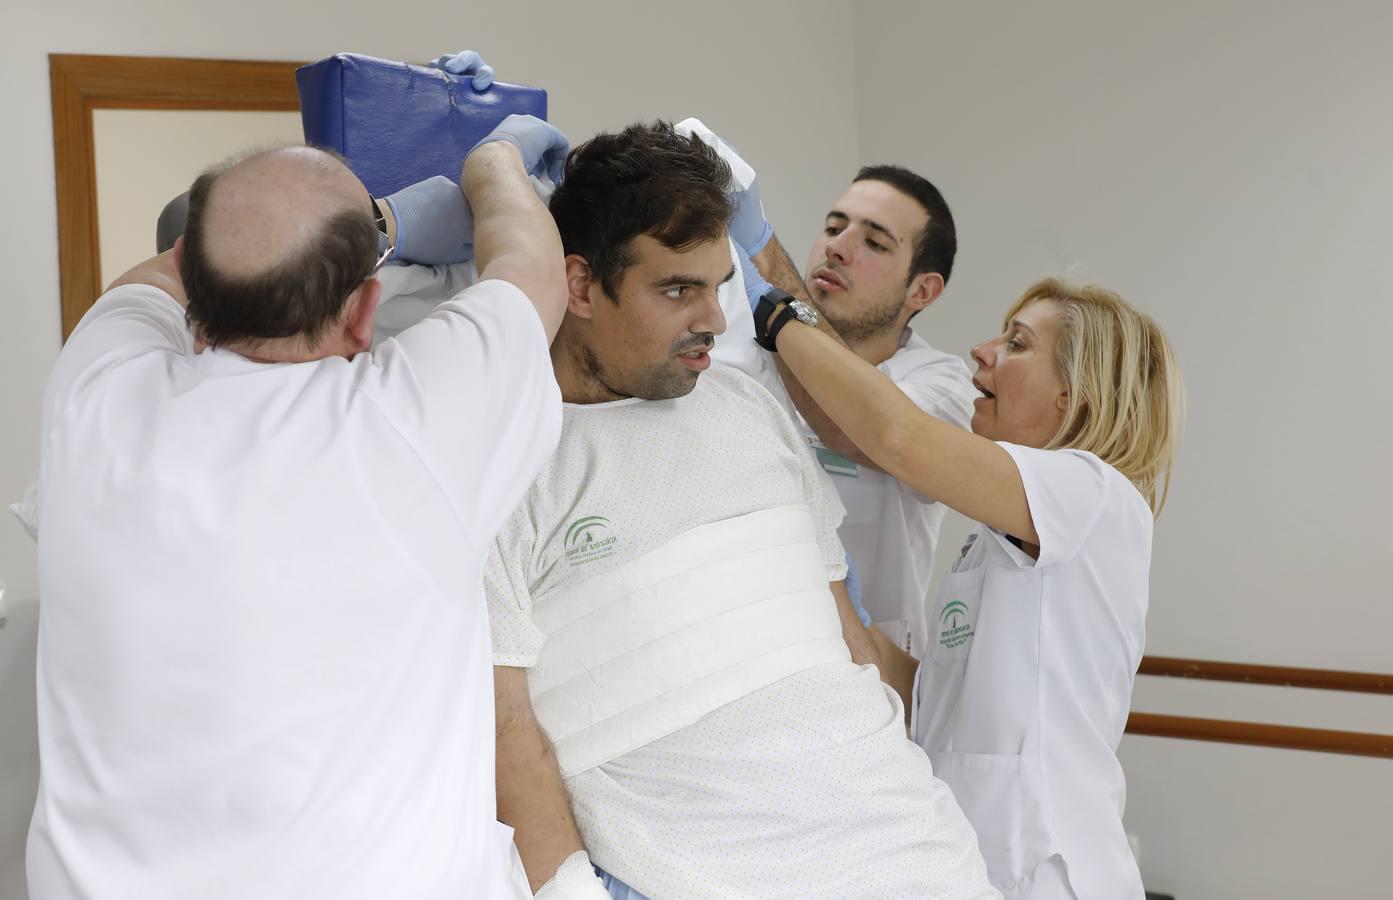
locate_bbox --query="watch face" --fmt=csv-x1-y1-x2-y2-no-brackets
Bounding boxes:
789,299,818,326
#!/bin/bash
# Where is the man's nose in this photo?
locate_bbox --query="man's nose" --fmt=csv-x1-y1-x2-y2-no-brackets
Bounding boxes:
824,231,852,266
694,288,727,337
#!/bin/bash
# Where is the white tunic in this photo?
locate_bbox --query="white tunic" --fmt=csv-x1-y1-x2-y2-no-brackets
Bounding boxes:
707,258,975,655
29,280,558,899
804,331,974,656
486,364,996,899
913,444,1150,899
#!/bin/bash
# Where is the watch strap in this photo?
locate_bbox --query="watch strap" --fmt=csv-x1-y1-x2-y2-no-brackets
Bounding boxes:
753,288,795,351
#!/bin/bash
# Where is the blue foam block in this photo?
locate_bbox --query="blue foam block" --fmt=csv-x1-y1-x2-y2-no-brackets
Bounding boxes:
296,53,548,197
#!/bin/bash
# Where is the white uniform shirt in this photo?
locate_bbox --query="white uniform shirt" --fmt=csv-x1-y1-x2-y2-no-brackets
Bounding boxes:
28,280,558,899
714,275,975,654
486,365,995,899
807,331,974,655
913,444,1151,899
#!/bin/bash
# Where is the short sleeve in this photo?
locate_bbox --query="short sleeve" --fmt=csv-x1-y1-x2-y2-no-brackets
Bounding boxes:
995,444,1115,568
483,505,547,668
47,285,193,408
368,279,562,547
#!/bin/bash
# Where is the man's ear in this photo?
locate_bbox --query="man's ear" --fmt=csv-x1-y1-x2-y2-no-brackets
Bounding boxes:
904,270,945,316
565,254,599,320
344,277,383,354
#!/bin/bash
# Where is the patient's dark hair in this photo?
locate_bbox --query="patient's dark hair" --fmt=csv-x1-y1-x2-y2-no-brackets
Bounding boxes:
180,149,379,349
548,121,733,300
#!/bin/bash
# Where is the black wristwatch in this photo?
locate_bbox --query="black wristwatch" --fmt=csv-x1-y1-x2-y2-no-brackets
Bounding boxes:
753,288,819,352
371,197,387,233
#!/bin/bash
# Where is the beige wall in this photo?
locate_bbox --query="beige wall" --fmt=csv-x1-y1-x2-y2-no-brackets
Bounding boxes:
857,2,1393,897
0,3,860,895
93,109,306,285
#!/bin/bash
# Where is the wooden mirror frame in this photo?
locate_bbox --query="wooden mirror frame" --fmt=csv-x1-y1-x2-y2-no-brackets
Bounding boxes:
50,53,304,339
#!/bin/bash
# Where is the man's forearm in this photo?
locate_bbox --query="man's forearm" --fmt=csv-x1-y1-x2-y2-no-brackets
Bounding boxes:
107,249,187,308
830,579,879,670
461,142,567,337
752,236,885,471
496,714,588,891
869,626,918,725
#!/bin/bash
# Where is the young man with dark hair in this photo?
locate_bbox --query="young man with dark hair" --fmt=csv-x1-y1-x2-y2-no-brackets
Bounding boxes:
473,121,993,899
25,117,567,899
711,140,978,667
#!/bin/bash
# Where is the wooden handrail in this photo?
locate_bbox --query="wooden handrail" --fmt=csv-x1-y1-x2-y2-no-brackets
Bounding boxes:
1125,712,1393,759
1138,655,1393,694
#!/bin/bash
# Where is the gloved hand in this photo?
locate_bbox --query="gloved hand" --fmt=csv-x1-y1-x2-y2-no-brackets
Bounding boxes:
533,850,612,900
733,240,772,313
382,175,473,265
383,173,557,266
470,113,570,185
428,50,495,91
675,117,773,257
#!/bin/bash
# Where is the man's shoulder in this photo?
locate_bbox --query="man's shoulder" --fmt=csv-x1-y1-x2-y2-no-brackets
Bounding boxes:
883,332,972,385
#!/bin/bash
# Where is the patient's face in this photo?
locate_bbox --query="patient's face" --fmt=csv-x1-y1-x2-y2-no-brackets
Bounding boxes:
584,234,734,400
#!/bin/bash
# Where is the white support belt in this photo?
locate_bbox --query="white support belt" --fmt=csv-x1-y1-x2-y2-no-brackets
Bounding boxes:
529,505,849,778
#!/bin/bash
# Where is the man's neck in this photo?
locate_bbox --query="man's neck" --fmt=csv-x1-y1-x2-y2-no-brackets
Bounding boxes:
221,337,327,364
843,325,906,368
549,331,625,405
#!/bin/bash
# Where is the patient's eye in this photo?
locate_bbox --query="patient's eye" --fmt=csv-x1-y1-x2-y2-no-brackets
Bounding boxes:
664,285,689,300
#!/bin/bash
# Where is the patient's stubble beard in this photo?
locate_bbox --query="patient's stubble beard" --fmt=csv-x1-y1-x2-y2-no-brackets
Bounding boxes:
581,334,714,402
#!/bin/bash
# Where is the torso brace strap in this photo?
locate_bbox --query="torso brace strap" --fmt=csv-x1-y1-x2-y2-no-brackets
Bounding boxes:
529,505,851,778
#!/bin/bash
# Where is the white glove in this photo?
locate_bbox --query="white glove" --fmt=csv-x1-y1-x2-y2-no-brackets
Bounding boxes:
533,850,612,900
675,117,756,189
674,117,770,255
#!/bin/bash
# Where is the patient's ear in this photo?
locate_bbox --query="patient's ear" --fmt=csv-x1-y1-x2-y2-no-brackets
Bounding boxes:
565,255,597,320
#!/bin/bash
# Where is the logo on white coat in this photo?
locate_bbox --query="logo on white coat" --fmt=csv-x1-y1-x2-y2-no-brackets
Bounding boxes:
938,600,975,651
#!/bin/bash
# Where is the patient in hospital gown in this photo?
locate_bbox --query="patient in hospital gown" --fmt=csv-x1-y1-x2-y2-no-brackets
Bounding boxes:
376,122,995,900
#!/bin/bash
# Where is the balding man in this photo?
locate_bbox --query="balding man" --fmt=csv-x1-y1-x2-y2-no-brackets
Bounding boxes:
26,117,568,899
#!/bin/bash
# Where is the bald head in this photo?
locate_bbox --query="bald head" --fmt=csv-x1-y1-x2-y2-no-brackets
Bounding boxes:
201,146,367,279
180,144,381,350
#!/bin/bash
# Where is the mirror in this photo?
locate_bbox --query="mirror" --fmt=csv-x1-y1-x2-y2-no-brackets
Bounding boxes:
50,53,304,339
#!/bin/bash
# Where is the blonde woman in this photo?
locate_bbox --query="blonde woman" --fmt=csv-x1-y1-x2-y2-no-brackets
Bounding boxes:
753,277,1182,900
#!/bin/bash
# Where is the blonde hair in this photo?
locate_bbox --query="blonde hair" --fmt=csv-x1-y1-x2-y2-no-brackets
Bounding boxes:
1005,279,1185,515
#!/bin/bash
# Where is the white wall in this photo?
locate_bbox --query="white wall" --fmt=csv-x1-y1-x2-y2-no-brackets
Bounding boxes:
0,2,860,895
856,2,1393,897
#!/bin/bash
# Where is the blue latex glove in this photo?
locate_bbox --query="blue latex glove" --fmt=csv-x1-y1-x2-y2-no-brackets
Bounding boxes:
384,173,558,266
429,50,495,91
674,119,773,256
728,174,773,258
844,553,873,628
732,240,771,313
471,113,570,186
382,175,473,265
